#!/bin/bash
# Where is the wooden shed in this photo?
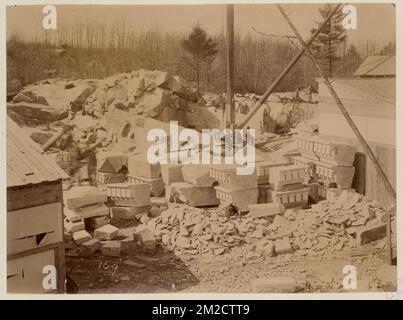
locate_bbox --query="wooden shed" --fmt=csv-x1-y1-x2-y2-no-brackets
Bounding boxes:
7,116,68,293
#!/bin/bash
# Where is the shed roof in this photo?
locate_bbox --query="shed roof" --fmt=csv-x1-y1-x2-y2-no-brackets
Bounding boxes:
354,55,395,77
7,116,68,188
317,77,395,104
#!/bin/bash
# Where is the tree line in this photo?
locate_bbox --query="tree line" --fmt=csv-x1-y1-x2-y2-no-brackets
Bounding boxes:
7,5,394,95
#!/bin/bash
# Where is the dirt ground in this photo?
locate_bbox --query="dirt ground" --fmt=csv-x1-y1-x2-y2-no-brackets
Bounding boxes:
66,240,397,294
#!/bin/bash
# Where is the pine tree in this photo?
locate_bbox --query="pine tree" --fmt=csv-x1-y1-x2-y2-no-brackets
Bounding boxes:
181,25,218,92
310,4,347,78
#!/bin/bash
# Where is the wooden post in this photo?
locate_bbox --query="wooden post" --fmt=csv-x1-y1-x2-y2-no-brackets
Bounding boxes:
386,209,392,264
42,125,73,151
225,4,235,128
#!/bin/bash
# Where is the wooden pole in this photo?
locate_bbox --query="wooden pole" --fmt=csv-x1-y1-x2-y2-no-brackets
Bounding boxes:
42,125,73,151
386,209,392,264
238,3,342,129
226,4,235,128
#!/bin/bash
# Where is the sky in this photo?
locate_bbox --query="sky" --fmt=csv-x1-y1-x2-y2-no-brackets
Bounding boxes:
6,3,396,47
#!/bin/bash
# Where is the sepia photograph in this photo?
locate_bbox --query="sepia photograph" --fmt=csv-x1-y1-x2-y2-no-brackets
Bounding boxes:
4,1,398,295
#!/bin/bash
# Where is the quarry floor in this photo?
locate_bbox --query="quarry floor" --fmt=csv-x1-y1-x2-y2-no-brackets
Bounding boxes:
66,243,397,294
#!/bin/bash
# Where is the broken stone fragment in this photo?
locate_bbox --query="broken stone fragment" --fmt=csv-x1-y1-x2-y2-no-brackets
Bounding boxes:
126,76,145,98
335,241,344,251
80,238,100,257
284,208,297,221
314,236,330,250
251,229,264,239
85,216,110,230
271,214,290,229
101,241,121,257
111,205,151,220
167,182,220,207
128,175,165,197
64,207,83,222
117,226,139,239
139,87,169,118
128,155,161,179
274,237,293,255
94,224,119,240
179,225,190,237
356,223,387,245
140,231,156,250
182,165,217,187
12,91,49,105
152,71,172,89
213,247,226,255
255,240,275,257
176,236,192,249
248,203,286,219
64,186,108,210
7,102,67,125
72,203,110,219
64,215,85,231
161,234,171,246
72,230,92,245
149,206,162,218
268,231,293,241
121,235,140,253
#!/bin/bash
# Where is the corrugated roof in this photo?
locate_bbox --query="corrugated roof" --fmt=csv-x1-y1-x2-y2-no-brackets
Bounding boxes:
7,116,69,188
354,55,395,76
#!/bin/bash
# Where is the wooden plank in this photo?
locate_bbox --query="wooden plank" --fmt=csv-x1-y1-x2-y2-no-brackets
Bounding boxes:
7,182,62,211
55,242,66,293
8,202,63,255
7,242,66,292
7,248,56,293
362,143,395,208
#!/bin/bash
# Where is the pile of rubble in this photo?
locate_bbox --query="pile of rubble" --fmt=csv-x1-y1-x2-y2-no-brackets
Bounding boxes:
141,204,254,256
83,70,200,119
136,187,392,259
275,191,391,256
61,128,392,260
61,153,393,261
7,70,201,125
